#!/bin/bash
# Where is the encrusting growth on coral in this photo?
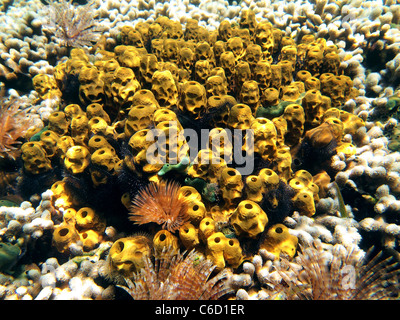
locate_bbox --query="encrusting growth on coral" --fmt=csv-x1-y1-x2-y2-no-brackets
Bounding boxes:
129,181,190,233
117,247,233,300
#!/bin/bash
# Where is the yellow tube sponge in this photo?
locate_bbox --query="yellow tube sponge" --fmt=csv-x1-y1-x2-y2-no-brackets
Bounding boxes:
206,232,228,271
223,238,243,268
86,103,111,124
199,217,216,242
58,136,75,160
153,230,179,258
78,66,105,106
274,145,293,183
64,104,84,120
75,207,106,233
121,192,131,210
124,104,157,138
63,208,77,225
338,109,365,136
32,74,62,100
282,104,305,148
178,186,202,202
40,130,61,158
186,200,206,225
289,169,320,212
260,224,298,259
258,168,280,193
293,190,316,217
245,175,264,203
227,103,254,130
230,200,268,238
110,67,141,109
219,167,244,209
52,223,80,253
128,129,163,173
88,135,115,154
64,146,91,174
48,111,69,136
70,114,89,146
79,229,103,252
21,141,52,175
187,149,227,183
251,118,278,162
179,222,200,250
51,181,75,208
336,142,357,158
108,235,152,276
91,147,119,172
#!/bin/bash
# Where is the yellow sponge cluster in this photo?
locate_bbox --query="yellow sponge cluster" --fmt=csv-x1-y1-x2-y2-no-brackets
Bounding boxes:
52,206,106,253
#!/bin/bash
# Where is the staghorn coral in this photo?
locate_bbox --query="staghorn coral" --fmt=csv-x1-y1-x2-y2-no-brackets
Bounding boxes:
42,0,102,48
0,98,33,161
275,240,400,300
129,181,190,233
117,247,233,300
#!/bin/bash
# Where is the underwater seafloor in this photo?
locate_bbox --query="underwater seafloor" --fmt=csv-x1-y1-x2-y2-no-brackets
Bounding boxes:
1,0,400,301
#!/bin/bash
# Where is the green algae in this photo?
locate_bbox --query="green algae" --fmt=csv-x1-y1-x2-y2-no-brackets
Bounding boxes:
184,177,219,203
158,156,190,176
386,96,400,113
256,94,305,119
0,242,21,273
29,126,48,142
0,199,19,207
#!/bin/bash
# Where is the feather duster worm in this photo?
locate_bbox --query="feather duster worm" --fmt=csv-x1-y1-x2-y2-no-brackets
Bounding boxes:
0,98,33,161
129,181,190,233
43,0,103,48
118,248,233,300
275,240,400,300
